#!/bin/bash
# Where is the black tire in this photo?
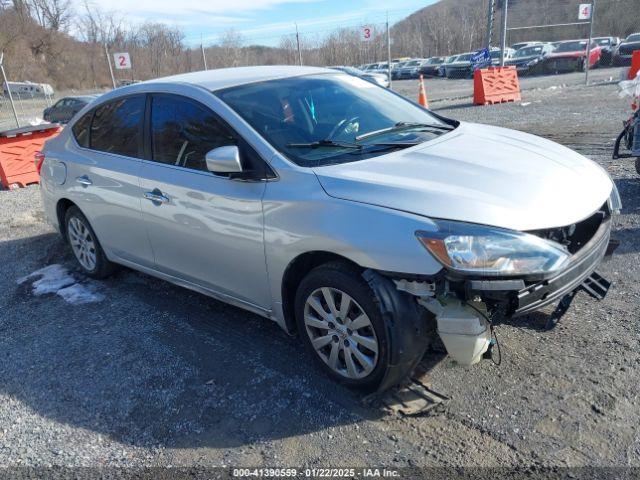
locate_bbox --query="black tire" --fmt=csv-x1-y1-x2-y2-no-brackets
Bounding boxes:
64,206,117,279
636,157,640,176
295,262,390,391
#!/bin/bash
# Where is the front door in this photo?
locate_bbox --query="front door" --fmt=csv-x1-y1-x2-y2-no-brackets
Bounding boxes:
138,93,270,309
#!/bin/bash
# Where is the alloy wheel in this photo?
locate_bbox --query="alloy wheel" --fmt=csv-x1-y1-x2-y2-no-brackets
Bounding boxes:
68,216,97,271
303,287,379,379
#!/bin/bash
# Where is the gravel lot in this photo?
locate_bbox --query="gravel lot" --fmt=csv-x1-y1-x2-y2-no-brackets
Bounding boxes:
0,71,639,475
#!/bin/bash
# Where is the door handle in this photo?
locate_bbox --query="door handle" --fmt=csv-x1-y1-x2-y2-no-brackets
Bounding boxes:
75,175,92,186
144,190,170,204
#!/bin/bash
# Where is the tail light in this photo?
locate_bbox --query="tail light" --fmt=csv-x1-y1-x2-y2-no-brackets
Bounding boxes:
35,151,45,174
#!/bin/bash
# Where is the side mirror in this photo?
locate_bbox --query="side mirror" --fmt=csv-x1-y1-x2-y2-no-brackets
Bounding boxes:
205,145,243,174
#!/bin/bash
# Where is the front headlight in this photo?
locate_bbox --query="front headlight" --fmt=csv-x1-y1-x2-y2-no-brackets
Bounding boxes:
416,220,569,276
609,183,622,214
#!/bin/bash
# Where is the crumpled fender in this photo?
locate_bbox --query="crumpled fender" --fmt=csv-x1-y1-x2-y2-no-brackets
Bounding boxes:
363,269,435,392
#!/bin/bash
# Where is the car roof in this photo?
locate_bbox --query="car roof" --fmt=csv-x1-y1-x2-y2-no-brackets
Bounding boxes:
61,95,99,101
143,65,333,91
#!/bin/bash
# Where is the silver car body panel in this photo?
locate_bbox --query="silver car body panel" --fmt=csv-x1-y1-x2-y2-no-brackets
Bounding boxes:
40,66,614,333
313,122,613,231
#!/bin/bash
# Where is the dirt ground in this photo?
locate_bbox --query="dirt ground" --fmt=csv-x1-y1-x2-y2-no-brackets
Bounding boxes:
0,69,639,477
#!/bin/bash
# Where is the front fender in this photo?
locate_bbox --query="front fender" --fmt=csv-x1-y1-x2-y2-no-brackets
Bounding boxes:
263,167,444,326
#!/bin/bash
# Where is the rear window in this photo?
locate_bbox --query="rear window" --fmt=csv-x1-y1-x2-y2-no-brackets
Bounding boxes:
72,112,92,148
90,96,145,157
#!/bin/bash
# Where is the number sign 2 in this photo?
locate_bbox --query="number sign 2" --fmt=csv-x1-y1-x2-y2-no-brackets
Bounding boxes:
113,52,132,70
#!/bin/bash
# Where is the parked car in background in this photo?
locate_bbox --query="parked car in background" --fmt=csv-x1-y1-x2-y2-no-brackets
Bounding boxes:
42,95,99,124
363,63,383,72
511,41,544,51
40,66,620,391
593,36,621,66
505,43,555,75
391,61,408,80
396,59,425,80
490,48,515,66
438,55,458,77
329,66,389,88
117,79,140,87
543,39,601,74
614,33,640,66
444,53,474,78
419,57,445,77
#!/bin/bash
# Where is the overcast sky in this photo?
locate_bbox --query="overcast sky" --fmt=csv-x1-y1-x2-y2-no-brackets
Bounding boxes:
88,0,437,46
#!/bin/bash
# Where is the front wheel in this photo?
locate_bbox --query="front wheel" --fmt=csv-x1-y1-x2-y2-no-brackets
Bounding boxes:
295,263,390,391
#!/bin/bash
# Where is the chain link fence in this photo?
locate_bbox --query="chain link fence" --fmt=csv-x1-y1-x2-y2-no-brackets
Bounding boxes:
0,86,54,131
502,0,635,81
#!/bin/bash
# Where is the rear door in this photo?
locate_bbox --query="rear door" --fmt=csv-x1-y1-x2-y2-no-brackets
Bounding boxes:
138,93,270,308
66,94,154,267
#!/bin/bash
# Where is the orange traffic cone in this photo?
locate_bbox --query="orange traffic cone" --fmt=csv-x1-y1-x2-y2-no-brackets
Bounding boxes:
418,75,429,108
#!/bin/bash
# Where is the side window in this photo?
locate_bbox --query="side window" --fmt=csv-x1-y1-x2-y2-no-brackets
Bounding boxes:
90,96,145,157
72,112,92,148
150,95,236,171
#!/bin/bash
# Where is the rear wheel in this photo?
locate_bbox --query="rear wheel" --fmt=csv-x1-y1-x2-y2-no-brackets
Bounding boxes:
65,206,116,279
295,263,389,391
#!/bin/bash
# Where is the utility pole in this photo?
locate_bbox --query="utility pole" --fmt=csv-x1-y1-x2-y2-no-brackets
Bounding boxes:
485,0,496,49
295,24,303,66
499,0,509,66
104,44,116,89
0,51,19,128
201,35,208,70
386,11,392,89
585,0,596,85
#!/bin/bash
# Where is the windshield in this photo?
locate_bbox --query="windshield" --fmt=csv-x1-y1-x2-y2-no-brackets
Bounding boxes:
515,45,544,57
555,41,587,52
628,34,640,42
595,38,611,46
427,58,444,64
404,60,421,67
455,54,472,62
216,74,452,167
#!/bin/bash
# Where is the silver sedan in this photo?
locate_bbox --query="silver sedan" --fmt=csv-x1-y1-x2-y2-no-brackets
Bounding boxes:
39,66,619,391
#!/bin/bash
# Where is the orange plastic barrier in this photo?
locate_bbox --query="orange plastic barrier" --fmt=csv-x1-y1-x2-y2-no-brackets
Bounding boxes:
473,66,522,106
629,50,640,80
0,124,61,189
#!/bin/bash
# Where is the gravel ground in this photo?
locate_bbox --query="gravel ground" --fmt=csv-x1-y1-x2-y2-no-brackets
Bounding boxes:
0,75,639,475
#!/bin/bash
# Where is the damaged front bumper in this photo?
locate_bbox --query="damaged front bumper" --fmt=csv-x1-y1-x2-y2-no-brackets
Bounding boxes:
386,213,618,368
468,215,616,317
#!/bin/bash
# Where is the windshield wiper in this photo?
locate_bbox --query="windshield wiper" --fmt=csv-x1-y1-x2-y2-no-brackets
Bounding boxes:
286,139,362,150
355,121,453,142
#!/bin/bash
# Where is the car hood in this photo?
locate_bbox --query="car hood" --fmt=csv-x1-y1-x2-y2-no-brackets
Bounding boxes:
312,122,613,231
619,40,640,50
548,51,587,59
506,55,540,63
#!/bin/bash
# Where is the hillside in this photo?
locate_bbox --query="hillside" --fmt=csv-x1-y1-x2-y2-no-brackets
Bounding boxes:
392,0,640,57
1,0,638,90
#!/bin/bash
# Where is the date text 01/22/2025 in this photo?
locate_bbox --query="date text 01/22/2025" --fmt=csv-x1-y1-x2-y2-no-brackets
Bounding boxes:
232,468,400,477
